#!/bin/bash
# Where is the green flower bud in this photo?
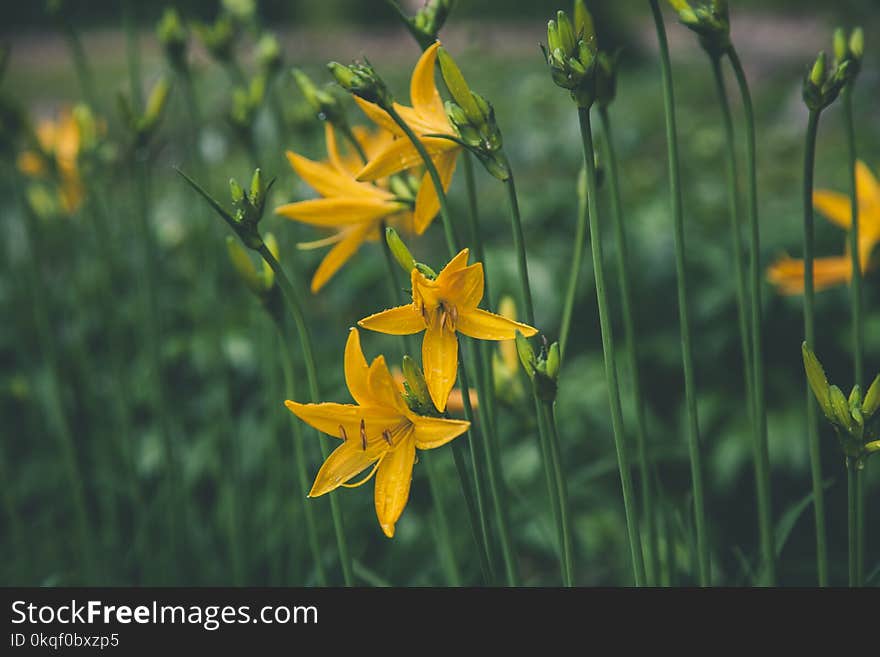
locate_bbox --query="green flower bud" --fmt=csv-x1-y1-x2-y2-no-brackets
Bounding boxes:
556,10,577,56
438,48,482,124
222,0,256,25
229,177,244,204
809,51,826,87
256,33,282,75
849,27,864,60
863,373,880,418
157,7,189,70
547,19,561,53
545,342,560,380
143,76,171,127
402,355,431,411
385,227,416,273
573,0,594,42
292,68,345,125
388,0,454,51
848,384,862,409
830,385,854,432
802,342,833,420
515,331,537,378
196,15,236,63
833,27,847,62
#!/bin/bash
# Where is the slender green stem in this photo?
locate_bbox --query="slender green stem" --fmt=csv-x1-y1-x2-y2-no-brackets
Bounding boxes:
451,440,492,583
843,84,864,585
847,459,858,587
726,46,775,585
257,243,353,586
802,108,829,586
856,467,864,586
60,18,99,110
122,1,142,109
543,402,574,586
456,346,498,583
423,454,462,585
20,195,95,583
599,105,658,586
559,161,588,360
340,123,368,163
386,106,459,256
577,107,645,587
276,321,328,586
503,175,536,327
649,0,710,586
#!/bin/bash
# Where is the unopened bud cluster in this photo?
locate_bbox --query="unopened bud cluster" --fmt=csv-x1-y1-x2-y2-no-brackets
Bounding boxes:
667,0,730,56
328,61,393,109
516,332,560,403
544,7,598,108
390,0,455,51
803,343,880,467
117,77,171,148
803,49,851,111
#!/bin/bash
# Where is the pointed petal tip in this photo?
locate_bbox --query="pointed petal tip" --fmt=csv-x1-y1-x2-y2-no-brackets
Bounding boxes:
381,523,396,538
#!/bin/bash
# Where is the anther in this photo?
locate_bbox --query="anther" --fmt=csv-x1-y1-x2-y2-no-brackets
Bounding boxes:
360,418,367,450
382,429,393,446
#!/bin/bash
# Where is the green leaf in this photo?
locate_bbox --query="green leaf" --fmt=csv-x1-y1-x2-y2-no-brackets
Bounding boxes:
775,477,835,557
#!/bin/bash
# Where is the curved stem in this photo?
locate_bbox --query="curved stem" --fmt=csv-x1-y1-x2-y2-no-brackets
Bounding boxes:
578,106,645,587
257,243,354,587
599,105,658,586
802,109,829,586
726,46,775,585
843,84,864,585
649,0,710,586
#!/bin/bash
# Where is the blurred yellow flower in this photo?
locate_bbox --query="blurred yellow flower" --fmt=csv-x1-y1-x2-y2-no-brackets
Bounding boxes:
767,160,880,295
275,123,413,293
285,328,469,537
353,41,460,235
359,249,538,412
17,107,84,214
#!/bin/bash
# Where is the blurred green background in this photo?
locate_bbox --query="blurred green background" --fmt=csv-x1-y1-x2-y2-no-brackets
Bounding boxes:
1,0,879,586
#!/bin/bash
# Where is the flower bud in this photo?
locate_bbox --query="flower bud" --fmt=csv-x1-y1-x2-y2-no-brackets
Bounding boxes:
222,0,256,25
545,342,560,380
229,177,245,204
544,8,598,108
256,33,282,76
143,76,171,130
802,342,833,420
226,235,263,295
157,7,189,70
833,28,848,62
402,355,432,412
438,47,483,125
385,226,416,273
830,385,854,432
292,68,346,125
849,27,864,60
573,0,593,42
328,61,393,108
515,331,537,378
196,15,236,63
809,51,826,87
863,373,880,418
388,0,453,51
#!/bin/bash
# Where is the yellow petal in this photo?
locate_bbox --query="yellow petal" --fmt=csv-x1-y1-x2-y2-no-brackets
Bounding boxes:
284,400,401,442
343,328,372,407
412,415,470,450
413,149,458,234
275,197,400,226
17,151,46,177
367,355,408,414
358,305,425,335
310,225,372,292
456,308,538,341
354,96,401,136
813,189,852,231
357,136,455,182
423,324,458,412
374,432,416,537
310,439,386,497
437,248,471,278
410,41,447,127
766,254,852,295
856,160,880,212
442,262,484,311
286,149,377,199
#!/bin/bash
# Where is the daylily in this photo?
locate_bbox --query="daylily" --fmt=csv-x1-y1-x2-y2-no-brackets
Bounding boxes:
285,328,469,537
358,248,538,412
768,160,880,295
353,41,460,234
17,107,84,214
275,123,413,292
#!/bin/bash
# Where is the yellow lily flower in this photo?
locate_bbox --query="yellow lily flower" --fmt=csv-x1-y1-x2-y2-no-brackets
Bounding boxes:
358,248,538,412
285,328,470,537
767,160,880,295
17,107,84,214
275,123,413,293
353,41,460,235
